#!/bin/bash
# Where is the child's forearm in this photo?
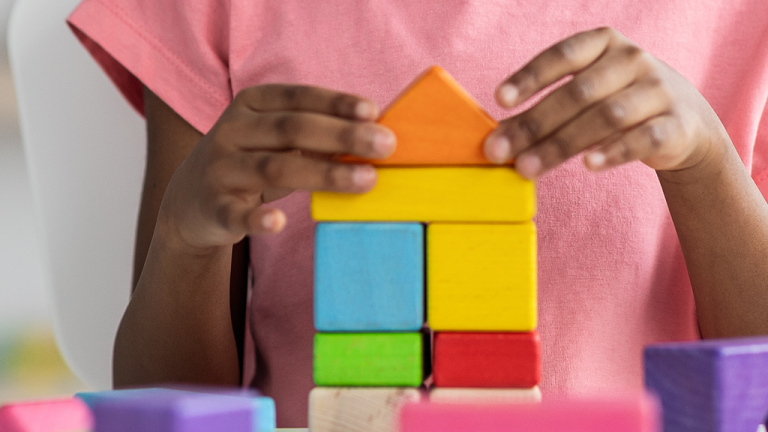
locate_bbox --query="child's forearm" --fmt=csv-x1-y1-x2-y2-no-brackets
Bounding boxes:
658,124,768,338
113,87,242,388
114,230,241,387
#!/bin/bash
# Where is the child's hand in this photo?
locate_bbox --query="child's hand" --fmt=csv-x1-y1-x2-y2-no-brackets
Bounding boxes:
484,27,726,179
158,85,395,250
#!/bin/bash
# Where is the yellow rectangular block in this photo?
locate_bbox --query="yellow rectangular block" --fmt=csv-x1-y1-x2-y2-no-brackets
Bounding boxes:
311,167,535,222
427,223,537,331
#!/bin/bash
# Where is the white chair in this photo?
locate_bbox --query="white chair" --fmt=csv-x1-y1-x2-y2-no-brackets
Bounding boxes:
8,0,145,390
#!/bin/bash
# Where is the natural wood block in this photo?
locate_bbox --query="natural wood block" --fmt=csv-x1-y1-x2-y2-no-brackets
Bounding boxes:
0,398,92,432
342,66,497,165
314,223,424,332
429,388,541,404
644,336,768,432
400,393,661,432
433,332,541,388
309,387,422,432
314,333,424,386
312,168,535,222
427,223,536,331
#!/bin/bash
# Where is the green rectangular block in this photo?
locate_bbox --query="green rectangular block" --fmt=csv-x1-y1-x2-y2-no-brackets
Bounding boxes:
314,333,423,386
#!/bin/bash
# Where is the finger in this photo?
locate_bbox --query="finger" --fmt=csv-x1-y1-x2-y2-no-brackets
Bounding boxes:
234,111,395,158
224,151,378,193
495,27,618,108
262,187,294,203
514,80,670,178
214,200,287,235
236,84,379,121
584,114,685,171
252,207,287,233
485,45,649,163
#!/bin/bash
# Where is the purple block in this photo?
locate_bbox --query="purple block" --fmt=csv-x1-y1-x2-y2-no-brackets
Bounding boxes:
93,389,253,432
644,337,768,432
159,385,276,432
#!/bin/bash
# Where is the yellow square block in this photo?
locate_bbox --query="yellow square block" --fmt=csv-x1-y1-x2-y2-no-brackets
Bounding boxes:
311,167,535,222
427,223,537,331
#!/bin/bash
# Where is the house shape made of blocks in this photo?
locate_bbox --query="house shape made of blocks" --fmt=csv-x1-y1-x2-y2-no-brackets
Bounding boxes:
309,66,541,432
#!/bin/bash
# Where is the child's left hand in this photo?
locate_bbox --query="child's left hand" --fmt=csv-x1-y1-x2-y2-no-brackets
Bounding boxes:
484,26,728,179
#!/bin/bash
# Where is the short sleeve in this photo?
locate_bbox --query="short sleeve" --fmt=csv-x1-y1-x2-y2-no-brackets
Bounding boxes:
67,0,232,133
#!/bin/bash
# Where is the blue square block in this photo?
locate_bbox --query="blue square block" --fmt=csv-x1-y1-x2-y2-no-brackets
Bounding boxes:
644,336,768,432
314,223,424,331
79,387,275,432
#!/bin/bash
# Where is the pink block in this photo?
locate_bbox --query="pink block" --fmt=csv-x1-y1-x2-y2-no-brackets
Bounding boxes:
401,393,660,432
0,398,93,432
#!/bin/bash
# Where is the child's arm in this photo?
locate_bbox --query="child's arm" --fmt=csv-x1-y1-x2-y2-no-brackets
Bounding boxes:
484,27,768,338
113,85,395,388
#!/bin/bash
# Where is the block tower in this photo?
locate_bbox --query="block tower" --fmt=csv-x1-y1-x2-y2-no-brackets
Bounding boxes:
309,66,540,432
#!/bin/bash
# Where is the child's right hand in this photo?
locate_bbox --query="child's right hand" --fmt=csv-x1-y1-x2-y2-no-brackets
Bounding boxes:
156,84,395,251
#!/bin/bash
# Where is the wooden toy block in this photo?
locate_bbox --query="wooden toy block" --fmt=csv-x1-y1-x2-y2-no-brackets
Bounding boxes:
0,398,92,432
312,167,535,222
309,387,422,432
162,386,274,432
427,223,537,331
201,391,275,432
314,223,424,332
314,333,424,386
644,336,768,432
91,390,253,432
342,65,498,165
433,332,541,388
400,393,661,432
78,387,275,432
429,387,542,404
76,388,165,408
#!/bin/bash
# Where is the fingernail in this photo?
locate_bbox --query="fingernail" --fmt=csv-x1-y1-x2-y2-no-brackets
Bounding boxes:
261,212,276,230
373,128,396,156
586,151,606,170
498,84,519,107
355,101,378,120
261,211,286,231
484,134,512,164
352,166,377,188
516,153,542,179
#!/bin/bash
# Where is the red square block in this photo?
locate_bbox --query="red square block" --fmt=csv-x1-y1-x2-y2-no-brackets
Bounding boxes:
433,332,540,388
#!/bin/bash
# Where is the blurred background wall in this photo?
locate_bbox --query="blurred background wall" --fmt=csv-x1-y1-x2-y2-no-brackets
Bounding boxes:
0,0,87,402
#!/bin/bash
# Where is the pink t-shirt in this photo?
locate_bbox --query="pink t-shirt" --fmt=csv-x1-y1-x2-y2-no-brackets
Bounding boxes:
68,0,768,427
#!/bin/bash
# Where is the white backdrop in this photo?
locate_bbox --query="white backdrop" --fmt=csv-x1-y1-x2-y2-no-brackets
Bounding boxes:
7,0,145,390
0,0,49,332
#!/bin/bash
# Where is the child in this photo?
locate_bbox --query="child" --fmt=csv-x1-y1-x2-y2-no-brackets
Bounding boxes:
67,0,768,427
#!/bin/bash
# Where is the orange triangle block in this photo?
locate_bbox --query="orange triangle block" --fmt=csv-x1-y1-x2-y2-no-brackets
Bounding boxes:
349,66,498,165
